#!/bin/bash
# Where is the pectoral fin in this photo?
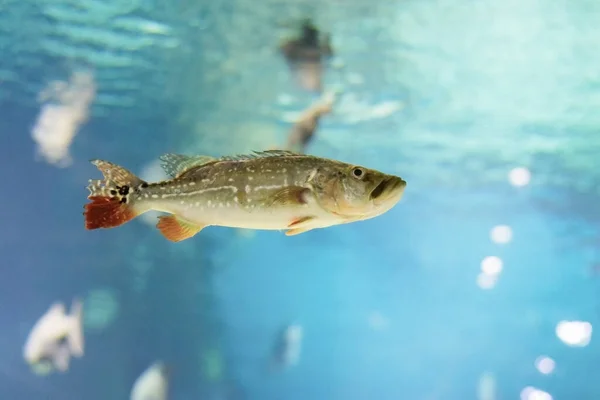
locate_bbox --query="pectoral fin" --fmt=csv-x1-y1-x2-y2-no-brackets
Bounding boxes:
156,215,206,242
268,187,311,207
285,216,316,236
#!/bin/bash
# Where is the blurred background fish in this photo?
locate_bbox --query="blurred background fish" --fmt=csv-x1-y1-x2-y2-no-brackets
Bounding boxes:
1,0,600,399
23,300,84,376
267,324,303,373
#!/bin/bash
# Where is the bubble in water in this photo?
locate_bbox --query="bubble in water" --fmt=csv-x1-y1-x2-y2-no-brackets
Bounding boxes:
509,167,531,187
490,225,513,244
481,256,503,275
477,272,498,289
535,356,555,374
520,387,552,400
555,320,592,347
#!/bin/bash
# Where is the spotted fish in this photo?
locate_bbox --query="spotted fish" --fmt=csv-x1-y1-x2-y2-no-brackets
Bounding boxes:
83,150,406,242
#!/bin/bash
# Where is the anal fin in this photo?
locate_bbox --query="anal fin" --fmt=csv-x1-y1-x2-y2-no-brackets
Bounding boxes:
156,215,206,242
285,216,315,236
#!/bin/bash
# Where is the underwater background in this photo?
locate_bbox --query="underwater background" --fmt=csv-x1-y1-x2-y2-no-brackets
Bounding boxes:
1,0,599,399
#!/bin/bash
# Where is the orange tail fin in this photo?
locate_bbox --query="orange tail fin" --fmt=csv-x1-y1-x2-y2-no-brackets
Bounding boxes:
84,159,148,230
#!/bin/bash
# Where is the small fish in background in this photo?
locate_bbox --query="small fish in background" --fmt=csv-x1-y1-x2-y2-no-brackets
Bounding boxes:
83,150,406,242
23,300,84,375
477,372,496,400
31,70,96,167
279,18,334,92
268,324,303,372
286,91,336,154
130,361,170,400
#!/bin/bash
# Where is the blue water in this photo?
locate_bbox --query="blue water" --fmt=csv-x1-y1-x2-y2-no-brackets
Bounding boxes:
2,0,600,399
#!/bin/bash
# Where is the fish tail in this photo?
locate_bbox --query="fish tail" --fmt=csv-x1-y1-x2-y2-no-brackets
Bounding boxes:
67,298,84,357
84,159,148,230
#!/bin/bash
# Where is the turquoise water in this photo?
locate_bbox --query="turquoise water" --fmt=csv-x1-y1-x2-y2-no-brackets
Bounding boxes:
1,0,599,399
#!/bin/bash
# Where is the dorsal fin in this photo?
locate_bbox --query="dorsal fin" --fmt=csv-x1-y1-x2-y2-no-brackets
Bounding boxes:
219,150,302,162
159,154,216,178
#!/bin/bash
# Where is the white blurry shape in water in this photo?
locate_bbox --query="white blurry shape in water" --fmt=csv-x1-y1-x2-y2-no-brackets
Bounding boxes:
477,372,496,400
31,69,96,167
534,356,555,375
490,225,513,244
83,288,119,333
130,361,169,400
477,256,503,290
555,320,592,347
521,386,552,400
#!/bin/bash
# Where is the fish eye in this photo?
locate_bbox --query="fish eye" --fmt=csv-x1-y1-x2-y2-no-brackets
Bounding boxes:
351,167,365,179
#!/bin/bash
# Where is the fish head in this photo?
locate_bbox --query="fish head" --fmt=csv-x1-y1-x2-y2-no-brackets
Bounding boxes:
312,163,406,220
23,334,44,365
23,334,65,367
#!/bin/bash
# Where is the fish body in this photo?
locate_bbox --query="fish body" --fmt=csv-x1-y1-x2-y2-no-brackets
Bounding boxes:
130,361,170,400
270,324,303,372
84,150,406,242
23,300,84,375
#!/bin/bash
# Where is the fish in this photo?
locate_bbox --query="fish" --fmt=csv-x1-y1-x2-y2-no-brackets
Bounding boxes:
286,92,335,153
268,324,303,372
83,150,406,242
23,299,84,375
279,18,333,92
130,361,170,400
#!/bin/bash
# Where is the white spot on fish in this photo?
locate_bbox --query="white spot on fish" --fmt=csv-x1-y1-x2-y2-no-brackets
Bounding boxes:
228,178,234,182
208,200,212,206
144,194,149,198
282,168,287,173
247,168,254,173
254,184,283,191
245,185,251,193
189,182,195,186
180,201,185,205
234,197,239,203
161,194,167,199
151,194,158,199
248,176,254,181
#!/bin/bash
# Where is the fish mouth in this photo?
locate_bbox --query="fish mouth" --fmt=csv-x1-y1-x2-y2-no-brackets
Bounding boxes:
370,177,406,201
